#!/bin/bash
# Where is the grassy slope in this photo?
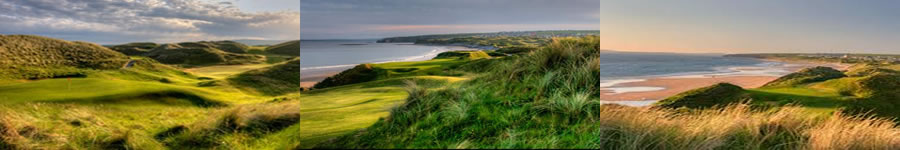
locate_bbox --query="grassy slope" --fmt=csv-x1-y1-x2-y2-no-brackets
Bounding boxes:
660,64,900,118
0,34,129,79
298,49,490,148
265,40,300,56
299,76,466,148
228,58,301,96
312,55,484,89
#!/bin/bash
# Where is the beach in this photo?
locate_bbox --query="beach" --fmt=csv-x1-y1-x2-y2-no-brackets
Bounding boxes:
301,67,347,88
599,60,851,102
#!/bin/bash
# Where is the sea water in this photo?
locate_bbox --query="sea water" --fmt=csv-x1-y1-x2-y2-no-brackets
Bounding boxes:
597,51,787,106
300,40,466,73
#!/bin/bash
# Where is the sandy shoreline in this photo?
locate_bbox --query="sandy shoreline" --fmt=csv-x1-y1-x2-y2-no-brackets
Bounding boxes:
598,76,779,101
300,67,348,88
599,59,851,101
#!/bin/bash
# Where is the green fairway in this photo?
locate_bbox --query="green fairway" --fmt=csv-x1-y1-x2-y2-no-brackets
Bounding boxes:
298,76,466,148
185,64,273,79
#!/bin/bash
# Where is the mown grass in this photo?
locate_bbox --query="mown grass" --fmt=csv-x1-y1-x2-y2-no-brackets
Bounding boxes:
298,76,466,148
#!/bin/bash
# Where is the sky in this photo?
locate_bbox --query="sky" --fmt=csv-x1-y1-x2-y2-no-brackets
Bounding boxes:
299,0,601,39
600,0,900,54
0,0,300,44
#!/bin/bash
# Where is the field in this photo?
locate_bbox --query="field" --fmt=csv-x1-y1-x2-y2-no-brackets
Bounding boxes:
303,36,900,149
0,35,303,149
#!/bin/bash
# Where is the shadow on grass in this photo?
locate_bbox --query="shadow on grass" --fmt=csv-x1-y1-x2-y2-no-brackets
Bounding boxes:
48,90,227,107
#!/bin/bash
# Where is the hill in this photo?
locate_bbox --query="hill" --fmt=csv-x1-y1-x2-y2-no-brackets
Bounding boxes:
108,42,158,55
228,58,301,95
265,40,300,56
654,83,749,109
313,51,492,89
144,43,264,66
762,66,846,87
178,41,250,54
0,34,129,79
377,30,601,43
232,39,291,46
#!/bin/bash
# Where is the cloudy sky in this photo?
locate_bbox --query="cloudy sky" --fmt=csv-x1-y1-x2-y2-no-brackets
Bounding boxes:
601,0,900,54
0,0,299,44
300,0,601,39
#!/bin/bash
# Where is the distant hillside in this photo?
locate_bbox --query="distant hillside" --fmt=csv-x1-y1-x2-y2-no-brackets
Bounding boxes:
655,83,749,109
265,40,300,56
763,66,846,87
0,34,129,79
228,58,300,95
180,41,250,53
232,39,292,46
144,43,264,66
108,42,158,55
377,30,601,43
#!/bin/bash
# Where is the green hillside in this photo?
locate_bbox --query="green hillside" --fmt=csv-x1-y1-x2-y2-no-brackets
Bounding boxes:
0,34,129,79
656,63,900,118
108,42,158,55
265,40,300,56
144,43,264,66
654,83,749,109
313,51,490,89
228,58,301,96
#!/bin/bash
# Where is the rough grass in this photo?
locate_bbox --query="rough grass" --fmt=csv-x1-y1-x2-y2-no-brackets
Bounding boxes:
655,83,749,109
228,58,301,96
0,34,129,79
265,40,300,56
144,43,265,66
107,42,158,55
158,99,301,149
496,46,538,54
763,66,846,88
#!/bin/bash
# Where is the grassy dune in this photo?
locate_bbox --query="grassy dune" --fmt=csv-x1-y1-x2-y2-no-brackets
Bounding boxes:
265,40,300,56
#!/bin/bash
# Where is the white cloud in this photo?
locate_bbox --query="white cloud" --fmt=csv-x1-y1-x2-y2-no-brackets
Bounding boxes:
0,0,299,44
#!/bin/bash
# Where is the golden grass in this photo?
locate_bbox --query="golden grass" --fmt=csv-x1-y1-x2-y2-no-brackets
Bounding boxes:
591,104,900,149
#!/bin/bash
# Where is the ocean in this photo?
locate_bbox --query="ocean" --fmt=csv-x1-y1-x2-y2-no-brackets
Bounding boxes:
598,51,775,79
299,40,467,71
596,51,797,106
